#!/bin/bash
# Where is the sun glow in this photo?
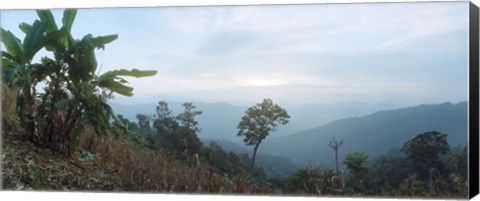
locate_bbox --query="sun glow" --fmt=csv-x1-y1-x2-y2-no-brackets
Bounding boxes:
246,78,283,87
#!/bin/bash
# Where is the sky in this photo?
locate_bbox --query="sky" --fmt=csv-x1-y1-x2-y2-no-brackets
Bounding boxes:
0,2,470,106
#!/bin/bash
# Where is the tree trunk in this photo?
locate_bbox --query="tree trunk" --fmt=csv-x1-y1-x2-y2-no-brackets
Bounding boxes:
335,148,339,176
250,143,260,173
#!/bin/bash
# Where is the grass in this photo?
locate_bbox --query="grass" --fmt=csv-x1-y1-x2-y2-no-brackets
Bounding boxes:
1,85,263,193
0,85,469,198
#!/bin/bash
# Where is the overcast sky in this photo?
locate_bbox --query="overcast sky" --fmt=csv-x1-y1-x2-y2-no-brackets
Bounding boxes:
0,2,469,106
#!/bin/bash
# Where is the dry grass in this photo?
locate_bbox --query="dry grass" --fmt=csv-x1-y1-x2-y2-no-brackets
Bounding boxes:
2,119,261,193
1,84,267,193
77,128,268,194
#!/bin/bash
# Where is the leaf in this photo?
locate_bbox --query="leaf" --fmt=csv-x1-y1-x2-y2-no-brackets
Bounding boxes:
36,10,58,32
99,69,157,80
96,69,156,96
98,79,134,97
1,51,15,61
92,35,118,50
19,23,32,34
2,62,22,86
53,99,69,110
44,27,69,51
30,63,52,82
62,9,77,33
60,9,77,48
1,28,26,63
23,20,47,60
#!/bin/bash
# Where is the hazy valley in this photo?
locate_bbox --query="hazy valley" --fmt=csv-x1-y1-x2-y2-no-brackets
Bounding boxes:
111,99,468,171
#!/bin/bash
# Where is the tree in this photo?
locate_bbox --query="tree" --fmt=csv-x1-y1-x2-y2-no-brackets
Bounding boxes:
151,101,203,159
176,102,202,134
1,9,157,155
152,101,177,139
237,98,290,172
344,152,368,177
151,101,179,152
117,114,139,132
401,131,450,179
136,114,152,135
176,102,203,156
328,137,343,176
202,141,243,176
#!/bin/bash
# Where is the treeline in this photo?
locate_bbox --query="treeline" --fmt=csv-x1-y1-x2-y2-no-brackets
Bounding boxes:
116,101,247,177
115,101,280,184
116,99,468,198
280,131,468,197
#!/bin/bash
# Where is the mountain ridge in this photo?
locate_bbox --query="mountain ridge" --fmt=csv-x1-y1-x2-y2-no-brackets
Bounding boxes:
259,101,468,166
109,100,402,143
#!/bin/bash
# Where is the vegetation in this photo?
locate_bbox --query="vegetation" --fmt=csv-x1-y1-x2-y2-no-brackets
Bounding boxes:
256,101,467,166
344,152,368,177
1,9,156,155
237,98,290,172
1,9,468,199
401,131,450,180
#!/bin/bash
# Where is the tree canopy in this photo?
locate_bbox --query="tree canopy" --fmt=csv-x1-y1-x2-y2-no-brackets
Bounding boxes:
344,152,369,176
237,98,290,172
401,131,450,179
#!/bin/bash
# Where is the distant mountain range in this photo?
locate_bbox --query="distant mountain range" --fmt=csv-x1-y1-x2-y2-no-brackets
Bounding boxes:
258,101,468,167
109,100,400,144
110,100,468,171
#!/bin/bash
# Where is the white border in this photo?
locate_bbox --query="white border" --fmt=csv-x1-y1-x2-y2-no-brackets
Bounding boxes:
0,0,474,9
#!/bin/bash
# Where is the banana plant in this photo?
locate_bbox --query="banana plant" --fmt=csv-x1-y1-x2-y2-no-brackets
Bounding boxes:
1,9,157,155
1,16,68,135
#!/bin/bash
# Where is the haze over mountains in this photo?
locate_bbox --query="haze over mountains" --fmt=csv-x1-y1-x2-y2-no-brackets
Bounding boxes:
110,98,401,143
259,101,468,167
110,98,468,171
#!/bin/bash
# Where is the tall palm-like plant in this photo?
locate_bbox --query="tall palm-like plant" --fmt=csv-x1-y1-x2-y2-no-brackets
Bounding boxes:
1,14,68,136
1,9,157,155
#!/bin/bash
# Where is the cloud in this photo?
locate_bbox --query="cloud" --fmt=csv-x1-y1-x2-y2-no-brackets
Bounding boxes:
1,2,469,106
196,30,257,55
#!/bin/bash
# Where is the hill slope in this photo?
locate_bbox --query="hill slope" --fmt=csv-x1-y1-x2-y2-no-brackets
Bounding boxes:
202,139,300,176
259,101,468,167
109,101,398,143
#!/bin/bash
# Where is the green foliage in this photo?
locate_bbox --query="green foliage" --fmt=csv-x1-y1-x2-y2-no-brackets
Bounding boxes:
176,102,203,134
201,142,246,177
1,9,157,155
283,166,335,195
97,69,157,97
136,114,152,135
401,131,450,179
149,101,203,159
442,145,467,178
237,98,290,146
366,149,413,191
237,98,290,171
117,114,140,132
344,152,368,176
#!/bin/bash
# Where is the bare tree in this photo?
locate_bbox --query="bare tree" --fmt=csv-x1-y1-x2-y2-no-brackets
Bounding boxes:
329,137,344,176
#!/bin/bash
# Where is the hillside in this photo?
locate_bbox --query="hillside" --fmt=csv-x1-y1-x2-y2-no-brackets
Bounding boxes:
202,139,300,176
259,101,468,166
109,100,398,143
